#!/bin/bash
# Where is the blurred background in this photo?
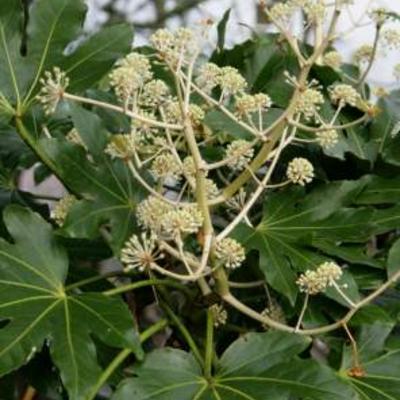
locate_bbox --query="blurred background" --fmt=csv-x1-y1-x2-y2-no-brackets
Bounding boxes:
84,0,400,86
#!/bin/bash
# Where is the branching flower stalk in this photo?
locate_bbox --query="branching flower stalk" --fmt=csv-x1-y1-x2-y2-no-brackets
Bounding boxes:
37,0,400,337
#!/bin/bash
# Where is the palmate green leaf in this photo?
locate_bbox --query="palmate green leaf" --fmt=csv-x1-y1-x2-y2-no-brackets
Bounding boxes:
0,205,142,400
41,138,141,252
0,0,133,112
388,239,400,278
355,175,400,205
113,331,354,400
233,181,372,304
368,90,400,166
40,104,143,252
347,349,400,400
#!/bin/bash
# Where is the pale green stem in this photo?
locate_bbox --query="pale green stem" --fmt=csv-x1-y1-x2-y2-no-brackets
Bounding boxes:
86,319,168,400
204,308,214,379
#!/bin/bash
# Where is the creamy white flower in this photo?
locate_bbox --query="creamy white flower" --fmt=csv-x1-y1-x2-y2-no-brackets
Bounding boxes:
215,237,245,270
37,67,69,114
286,158,314,186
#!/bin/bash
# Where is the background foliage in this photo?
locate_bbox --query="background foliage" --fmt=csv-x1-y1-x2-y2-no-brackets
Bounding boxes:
0,1,399,399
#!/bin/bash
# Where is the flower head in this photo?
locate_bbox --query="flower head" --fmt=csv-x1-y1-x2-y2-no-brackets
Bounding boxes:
161,205,203,238
196,63,221,93
269,3,294,23
105,134,136,159
329,84,360,107
323,51,342,69
136,196,173,232
37,67,69,114
296,261,343,295
235,93,272,116
215,237,245,270
225,140,254,171
382,28,400,50
110,52,153,102
150,153,182,181
316,129,339,149
210,304,228,327
353,45,374,64
51,194,76,226
121,232,162,272
140,79,170,107
286,158,314,186
218,67,247,96
294,88,324,119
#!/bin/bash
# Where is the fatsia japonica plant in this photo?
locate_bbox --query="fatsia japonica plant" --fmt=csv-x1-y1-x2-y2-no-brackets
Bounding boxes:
1,0,400,398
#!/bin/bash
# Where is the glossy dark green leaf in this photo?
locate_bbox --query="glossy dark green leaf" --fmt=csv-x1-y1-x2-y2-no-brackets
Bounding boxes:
356,175,400,205
113,332,353,400
388,239,400,278
0,205,142,400
41,137,141,252
0,0,133,114
234,182,372,304
347,349,400,400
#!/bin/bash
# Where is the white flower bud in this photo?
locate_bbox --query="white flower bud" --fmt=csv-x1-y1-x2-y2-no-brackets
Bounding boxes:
286,158,314,186
104,134,136,159
150,153,182,181
51,194,76,226
329,84,360,107
225,140,254,171
121,232,163,272
323,51,342,69
294,88,324,119
37,67,69,114
215,237,245,270
316,129,339,149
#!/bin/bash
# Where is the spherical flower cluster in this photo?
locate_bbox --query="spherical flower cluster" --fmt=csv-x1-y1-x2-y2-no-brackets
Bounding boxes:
316,129,339,149
294,88,324,120
303,0,326,22
269,3,294,23
165,101,204,126
196,63,221,93
296,261,342,295
150,153,181,181
132,111,159,137
37,67,69,114
140,79,170,107
104,134,136,159
210,304,228,327
370,7,389,25
329,84,360,107
136,196,173,232
261,301,286,330
323,51,342,69
286,158,314,186
353,44,374,64
235,93,272,116
161,205,203,238
204,179,220,199
110,52,153,102
219,67,247,96
215,237,246,270
382,28,400,50
225,140,254,171
51,194,76,226
182,156,196,178
150,28,197,65
120,232,162,272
